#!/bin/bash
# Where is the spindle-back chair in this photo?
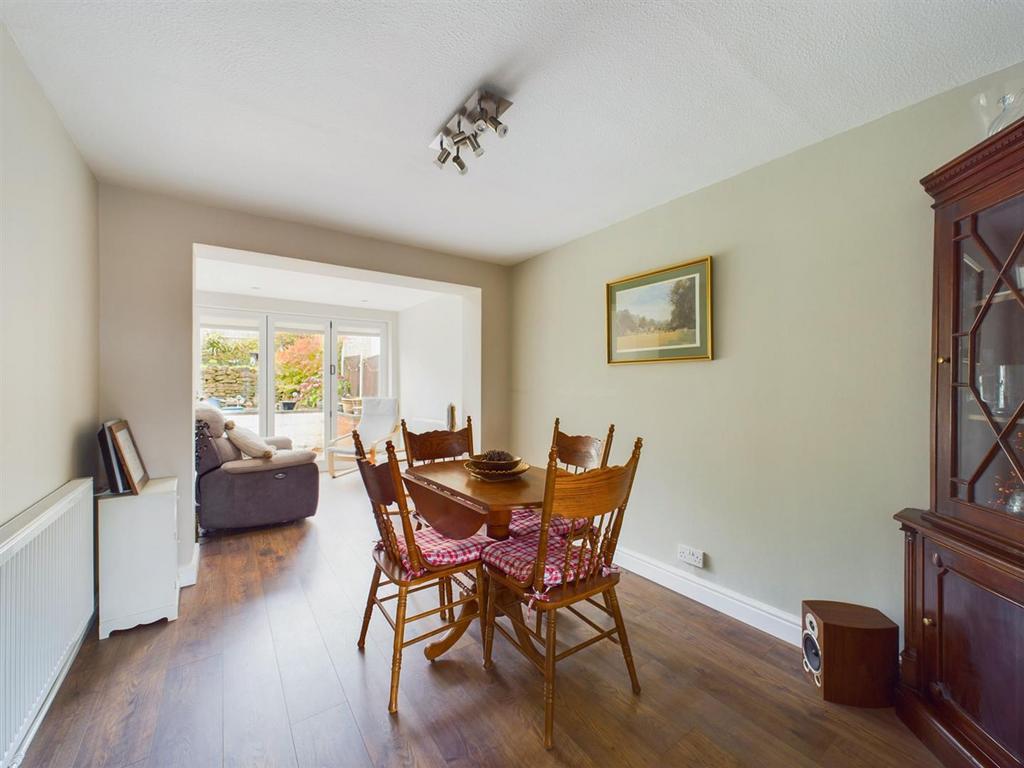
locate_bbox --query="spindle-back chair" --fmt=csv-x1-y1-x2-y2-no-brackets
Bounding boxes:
354,433,489,713
401,416,474,469
481,437,643,748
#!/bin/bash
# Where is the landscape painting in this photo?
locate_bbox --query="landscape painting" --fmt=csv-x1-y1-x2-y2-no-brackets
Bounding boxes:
606,256,712,363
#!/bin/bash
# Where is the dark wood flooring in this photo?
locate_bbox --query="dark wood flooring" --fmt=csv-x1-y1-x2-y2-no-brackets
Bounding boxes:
23,474,940,767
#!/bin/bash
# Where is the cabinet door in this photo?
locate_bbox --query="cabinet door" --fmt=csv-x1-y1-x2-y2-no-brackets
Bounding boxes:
922,539,1024,767
936,177,1024,545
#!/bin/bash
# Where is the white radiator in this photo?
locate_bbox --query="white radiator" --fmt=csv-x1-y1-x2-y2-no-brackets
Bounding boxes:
0,478,94,768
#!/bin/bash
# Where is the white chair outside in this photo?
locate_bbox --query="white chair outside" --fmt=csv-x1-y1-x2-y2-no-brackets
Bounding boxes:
326,397,401,477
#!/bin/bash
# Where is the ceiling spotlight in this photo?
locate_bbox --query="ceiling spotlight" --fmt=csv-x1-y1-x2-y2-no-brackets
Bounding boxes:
429,89,511,174
486,115,509,138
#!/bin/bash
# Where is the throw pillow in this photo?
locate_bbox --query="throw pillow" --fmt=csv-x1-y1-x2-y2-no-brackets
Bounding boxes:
225,424,275,459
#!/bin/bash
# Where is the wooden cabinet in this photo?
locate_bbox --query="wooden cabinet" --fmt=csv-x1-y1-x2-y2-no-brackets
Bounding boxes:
98,477,179,640
896,117,1024,768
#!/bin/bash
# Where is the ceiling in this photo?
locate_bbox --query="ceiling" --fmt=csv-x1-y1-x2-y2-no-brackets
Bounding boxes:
3,2,1023,264
195,251,443,311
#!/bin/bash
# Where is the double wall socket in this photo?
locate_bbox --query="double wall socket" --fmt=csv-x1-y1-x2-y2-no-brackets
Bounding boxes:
677,544,705,568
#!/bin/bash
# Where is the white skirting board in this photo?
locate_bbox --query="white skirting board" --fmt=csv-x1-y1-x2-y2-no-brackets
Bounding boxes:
615,547,801,646
178,541,200,588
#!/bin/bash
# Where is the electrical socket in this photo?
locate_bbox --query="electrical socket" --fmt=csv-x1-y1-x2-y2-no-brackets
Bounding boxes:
677,544,705,568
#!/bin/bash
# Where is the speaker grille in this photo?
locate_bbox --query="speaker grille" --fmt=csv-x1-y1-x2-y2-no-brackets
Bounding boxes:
802,632,822,673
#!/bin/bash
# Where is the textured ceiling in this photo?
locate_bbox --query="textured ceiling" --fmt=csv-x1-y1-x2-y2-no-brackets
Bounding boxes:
3,1,1023,263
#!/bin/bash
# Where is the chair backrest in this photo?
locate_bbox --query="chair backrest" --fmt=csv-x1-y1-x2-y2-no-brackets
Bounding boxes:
353,432,423,573
551,417,614,473
530,437,643,594
356,398,399,444
400,416,474,469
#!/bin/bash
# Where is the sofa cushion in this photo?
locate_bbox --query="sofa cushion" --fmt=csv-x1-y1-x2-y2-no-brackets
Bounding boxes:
212,436,243,464
195,400,233,438
220,449,317,474
226,424,275,458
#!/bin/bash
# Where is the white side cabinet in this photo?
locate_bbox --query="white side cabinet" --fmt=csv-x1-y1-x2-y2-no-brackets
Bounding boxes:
98,476,179,639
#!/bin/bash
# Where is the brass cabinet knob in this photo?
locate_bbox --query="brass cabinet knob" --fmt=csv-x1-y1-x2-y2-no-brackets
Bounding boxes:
936,356,949,364
923,617,935,627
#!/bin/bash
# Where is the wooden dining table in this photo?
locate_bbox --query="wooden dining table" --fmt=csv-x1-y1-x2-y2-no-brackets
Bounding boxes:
402,460,550,662
403,460,549,540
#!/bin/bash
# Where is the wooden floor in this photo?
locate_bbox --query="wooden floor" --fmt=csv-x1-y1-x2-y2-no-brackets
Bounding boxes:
23,473,940,768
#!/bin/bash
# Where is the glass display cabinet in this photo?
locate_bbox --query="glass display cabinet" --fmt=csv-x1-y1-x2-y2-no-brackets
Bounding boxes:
895,117,1024,768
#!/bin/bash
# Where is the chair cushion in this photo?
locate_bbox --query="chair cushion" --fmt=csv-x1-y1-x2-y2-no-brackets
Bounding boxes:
212,435,243,464
508,508,590,538
482,533,599,588
395,526,493,577
220,449,317,474
195,400,233,437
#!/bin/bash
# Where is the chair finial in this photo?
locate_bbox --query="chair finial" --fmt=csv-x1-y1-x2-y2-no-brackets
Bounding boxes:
352,429,366,460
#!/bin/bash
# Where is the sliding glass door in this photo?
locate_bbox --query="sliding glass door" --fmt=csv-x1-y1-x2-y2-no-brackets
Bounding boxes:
198,308,390,464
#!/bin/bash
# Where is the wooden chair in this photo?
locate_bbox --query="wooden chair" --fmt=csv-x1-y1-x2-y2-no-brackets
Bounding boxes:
552,417,614,473
401,416,474,468
481,437,643,748
508,418,615,539
353,432,490,714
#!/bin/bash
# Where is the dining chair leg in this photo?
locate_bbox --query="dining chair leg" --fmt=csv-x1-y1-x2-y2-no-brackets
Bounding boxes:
437,577,451,622
482,574,498,669
445,577,454,621
389,586,408,714
475,565,487,639
358,565,382,650
606,586,641,695
543,608,558,749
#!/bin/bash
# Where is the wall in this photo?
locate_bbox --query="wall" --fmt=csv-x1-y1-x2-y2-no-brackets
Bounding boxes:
0,25,98,524
399,294,465,430
98,186,508,569
510,62,1024,638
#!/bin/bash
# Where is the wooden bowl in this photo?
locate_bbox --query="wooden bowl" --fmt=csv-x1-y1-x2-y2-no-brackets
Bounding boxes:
467,453,522,472
465,461,530,482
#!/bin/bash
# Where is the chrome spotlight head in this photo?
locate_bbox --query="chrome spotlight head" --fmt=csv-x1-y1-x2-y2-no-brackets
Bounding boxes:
466,134,484,157
486,115,508,138
452,154,468,175
450,131,471,146
433,146,452,169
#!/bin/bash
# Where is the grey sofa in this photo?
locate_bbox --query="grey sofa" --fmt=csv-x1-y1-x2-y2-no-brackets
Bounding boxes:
195,420,319,531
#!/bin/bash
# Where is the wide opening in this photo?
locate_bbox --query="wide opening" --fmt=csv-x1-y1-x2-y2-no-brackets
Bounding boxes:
192,244,482,466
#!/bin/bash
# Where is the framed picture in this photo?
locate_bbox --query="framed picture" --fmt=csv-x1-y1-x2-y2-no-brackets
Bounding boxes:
606,256,713,364
109,420,149,494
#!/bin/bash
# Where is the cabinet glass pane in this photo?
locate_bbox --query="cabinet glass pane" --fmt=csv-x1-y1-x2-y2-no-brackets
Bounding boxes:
953,195,1024,516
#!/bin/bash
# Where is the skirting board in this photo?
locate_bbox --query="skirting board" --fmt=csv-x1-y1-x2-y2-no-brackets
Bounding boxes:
9,612,94,768
178,541,200,588
616,547,801,646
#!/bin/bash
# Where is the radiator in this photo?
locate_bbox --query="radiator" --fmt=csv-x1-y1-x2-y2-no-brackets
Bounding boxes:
0,478,94,768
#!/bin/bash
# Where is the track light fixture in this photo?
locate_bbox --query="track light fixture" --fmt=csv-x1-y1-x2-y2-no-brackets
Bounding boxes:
429,89,511,175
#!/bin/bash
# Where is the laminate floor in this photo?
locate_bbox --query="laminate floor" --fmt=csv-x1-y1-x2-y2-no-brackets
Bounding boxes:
22,473,940,768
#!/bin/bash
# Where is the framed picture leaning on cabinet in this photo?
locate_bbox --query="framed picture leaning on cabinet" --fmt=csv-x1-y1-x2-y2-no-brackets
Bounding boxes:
108,420,149,494
606,255,712,364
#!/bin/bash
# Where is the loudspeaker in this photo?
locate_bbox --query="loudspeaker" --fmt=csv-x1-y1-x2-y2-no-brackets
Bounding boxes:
801,600,898,708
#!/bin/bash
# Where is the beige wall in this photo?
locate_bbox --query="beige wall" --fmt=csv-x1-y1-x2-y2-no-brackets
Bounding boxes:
0,25,98,524
97,185,510,567
511,63,1024,629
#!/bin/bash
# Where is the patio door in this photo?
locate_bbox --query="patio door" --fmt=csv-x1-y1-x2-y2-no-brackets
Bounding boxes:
270,317,329,456
197,313,264,433
331,325,387,440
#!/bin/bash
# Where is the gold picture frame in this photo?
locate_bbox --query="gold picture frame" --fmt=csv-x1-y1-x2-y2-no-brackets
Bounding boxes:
606,256,713,364
109,420,149,494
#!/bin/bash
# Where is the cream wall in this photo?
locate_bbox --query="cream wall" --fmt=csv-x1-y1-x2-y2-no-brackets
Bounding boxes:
97,185,508,568
511,63,1024,632
0,25,98,524
399,294,465,429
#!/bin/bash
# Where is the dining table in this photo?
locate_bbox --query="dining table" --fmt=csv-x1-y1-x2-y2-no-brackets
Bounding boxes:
402,459,551,663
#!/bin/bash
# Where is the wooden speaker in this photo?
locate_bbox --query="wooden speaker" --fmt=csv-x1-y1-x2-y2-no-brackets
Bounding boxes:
801,600,898,708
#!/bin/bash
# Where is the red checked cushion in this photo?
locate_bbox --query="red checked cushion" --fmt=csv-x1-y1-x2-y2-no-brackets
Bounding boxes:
508,508,590,538
482,533,599,587
395,526,493,577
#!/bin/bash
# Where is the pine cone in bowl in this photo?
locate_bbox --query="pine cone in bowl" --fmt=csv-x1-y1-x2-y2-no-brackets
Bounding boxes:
468,450,521,472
